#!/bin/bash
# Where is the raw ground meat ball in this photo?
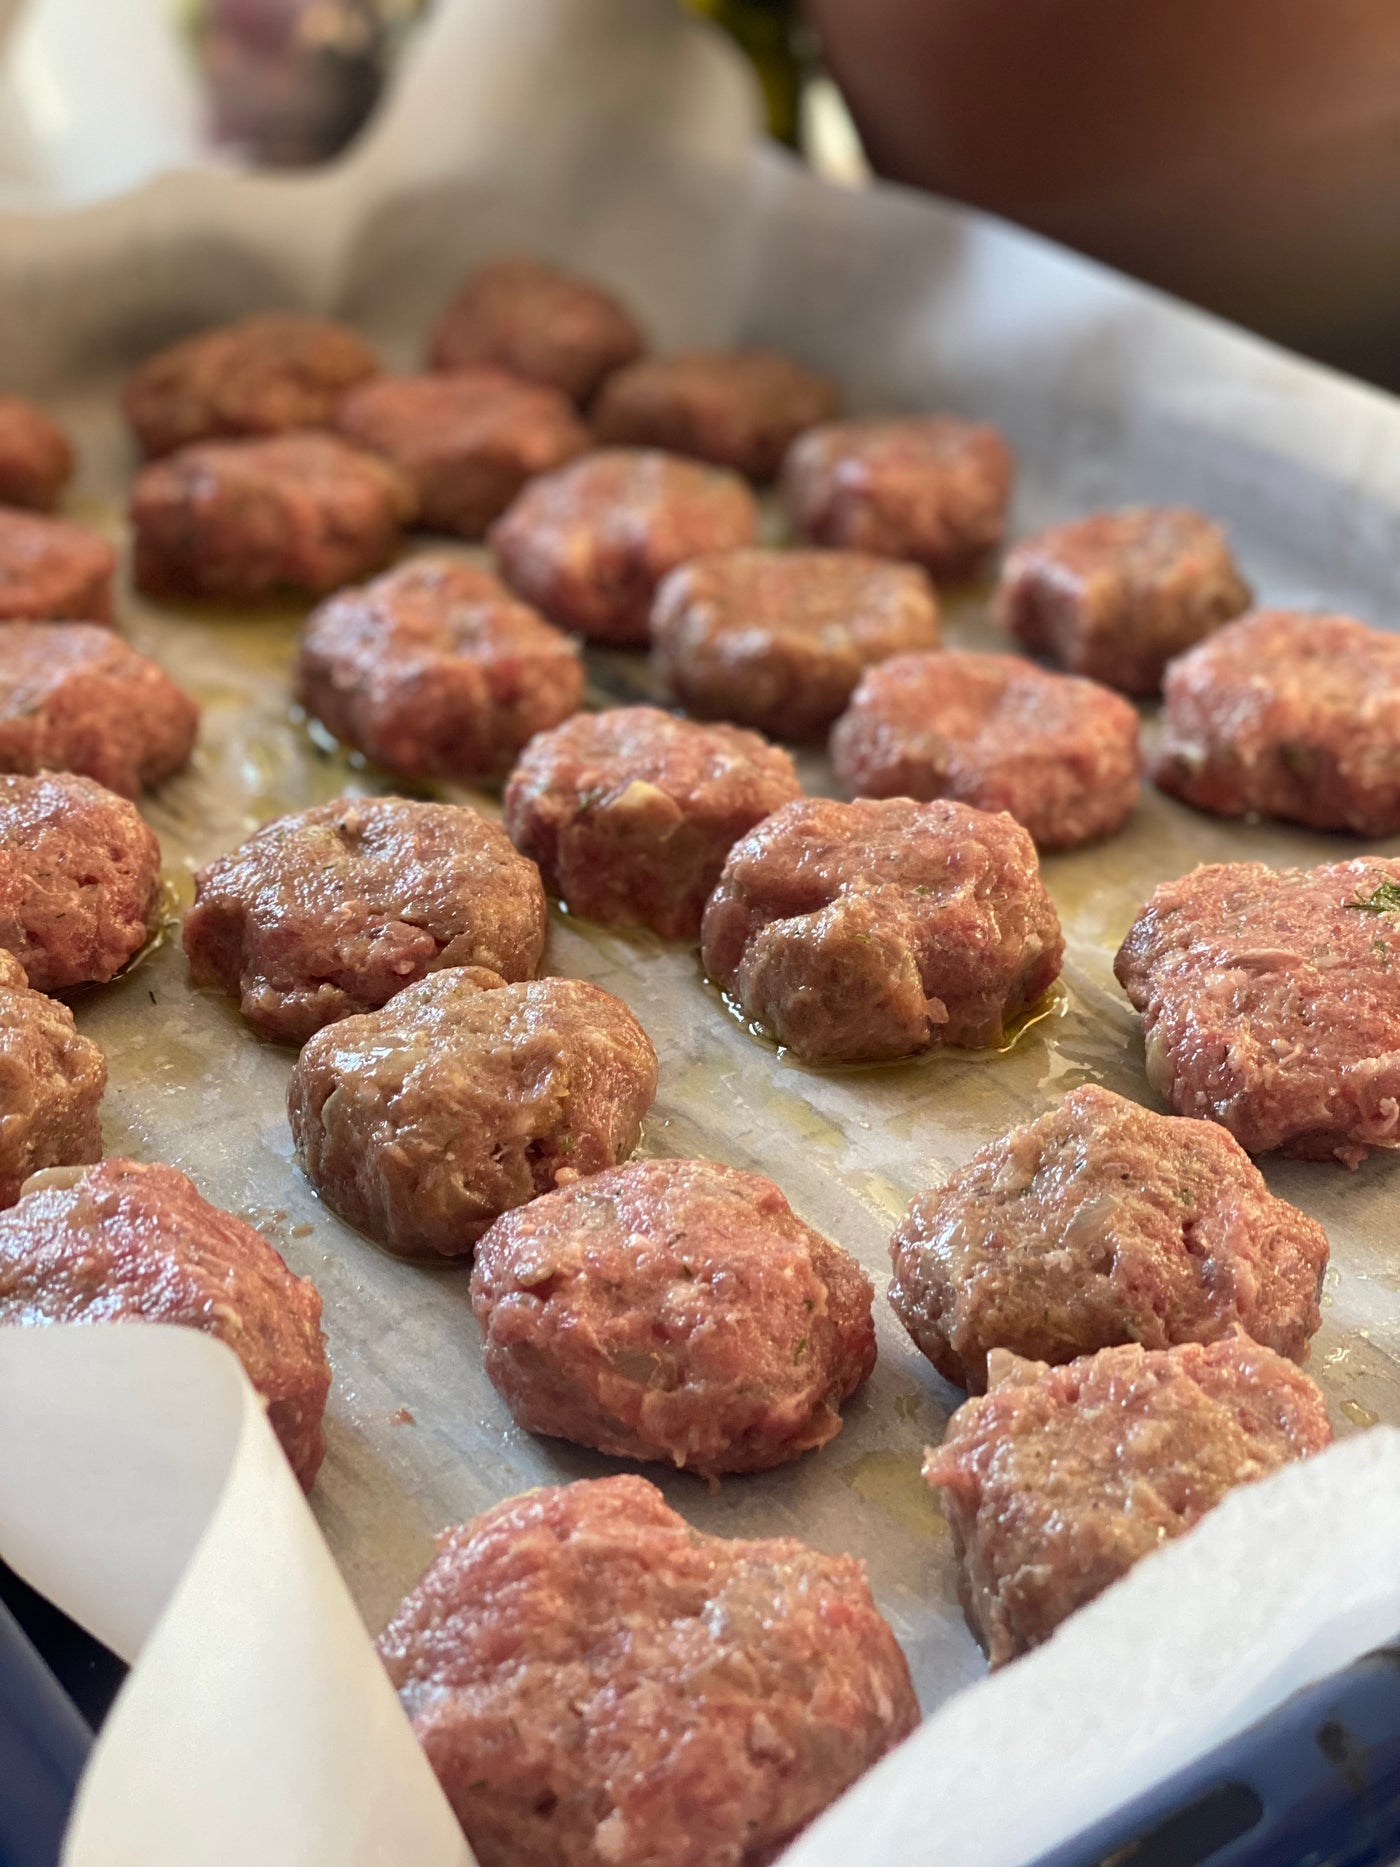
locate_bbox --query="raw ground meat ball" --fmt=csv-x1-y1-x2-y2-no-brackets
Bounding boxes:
0,1158,330,1488
502,706,802,940
830,650,1141,851
490,449,758,647
377,1474,919,1867
1115,856,1400,1166
0,624,198,797
996,506,1251,697
0,962,106,1207
0,511,115,625
471,1158,876,1474
130,432,416,602
429,257,646,406
592,350,840,482
184,795,546,1045
297,558,583,784
0,773,161,993
651,548,941,741
924,1335,1332,1666
1154,609,1400,835
701,796,1063,1065
122,312,381,458
889,1083,1329,1394
0,398,73,512
289,970,657,1258
782,415,1014,580
335,369,591,539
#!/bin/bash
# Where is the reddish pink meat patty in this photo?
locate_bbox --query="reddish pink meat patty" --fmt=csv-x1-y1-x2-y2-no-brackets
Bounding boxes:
298,558,583,783
0,960,105,1207
651,548,941,741
996,506,1251,696
782,415,1014,579
0,398,73,512
289,970,657,1258
701,796,1063,1065
831,649,1141,851
0,773,161,993
130,432,416,602
429,257,645,406
471,1157,876,1475
1115,856,1400,1165
925,1335,1332,1666
491,448,758,646
502,706,802,940
890,1084,1329,1394
377,1474,919,1867
0,511,115,625
0,1158,330,1488
122,311,381,458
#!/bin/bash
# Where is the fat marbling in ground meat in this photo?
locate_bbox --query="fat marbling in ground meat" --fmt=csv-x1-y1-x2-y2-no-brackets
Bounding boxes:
0,511,115,625
0,398,73,512
0,959,105,1207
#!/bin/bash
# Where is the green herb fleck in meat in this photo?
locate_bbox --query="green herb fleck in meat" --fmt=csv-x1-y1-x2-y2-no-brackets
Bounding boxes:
1346,878,1400,915
793,1335,809,1362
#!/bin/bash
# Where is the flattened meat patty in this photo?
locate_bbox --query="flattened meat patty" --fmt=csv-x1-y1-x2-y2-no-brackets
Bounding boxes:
0,623,198,797
471,1158,876,1474
1115,856,1400,1165
0,773,161,993
0,962,105,1207
502,706,802,940
889,1083,1329,1393
1154,609,1400,835
184,795,546,1044
490,448,759,646
0,511,115,625
996,506,1251,696
0,1158,329,1488
0,398,73,512
782,415,1013,580
924,1335,1332,1665
651,548,941,741
289,970,657,1257
830,649,1141,851
377,1474,919,1867
701,796,1063,1065
297,558,583,783
130,432,416,602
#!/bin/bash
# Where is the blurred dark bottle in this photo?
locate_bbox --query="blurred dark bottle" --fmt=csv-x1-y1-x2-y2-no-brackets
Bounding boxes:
690,0,811,147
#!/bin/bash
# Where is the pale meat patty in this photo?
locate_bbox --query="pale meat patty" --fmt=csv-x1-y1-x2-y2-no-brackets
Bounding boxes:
924,1335,1332,1666
1115,856,1400,1165
0,398,73,512
701,796,1064,1065
184,795,546,1045
377,1474,919,1867
889,1084,1329,1393
289,970,657,1258
0,1158,330,1488
0,511,115,624
471,1158,876,1474
0,958,106,1207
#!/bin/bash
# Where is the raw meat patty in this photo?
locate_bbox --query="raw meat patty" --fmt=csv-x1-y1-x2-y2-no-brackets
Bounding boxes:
377,1473,919,1867
130,432,416,601
0,961,106,1207
1154,609,1400,835
782,415,1014,579
122,312,381,458
0,773,161,993
592,350,840,481
289,969,657,1258
429,257,645,406
0,511,115,625
0,1158,330,1488
701,796,1063,1065
471,1158,876,1474
297,558,583,784
996,506,1251,696
1115,856,1400,1165
490,449,758,647
889,1083,1329,1393
830,649,1141,851
924,1335,1332,1665
336,369,591,538
185,795,546,1044
651,548,941,741
502,706,802,940
0,398,73,512
0,623,198,797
